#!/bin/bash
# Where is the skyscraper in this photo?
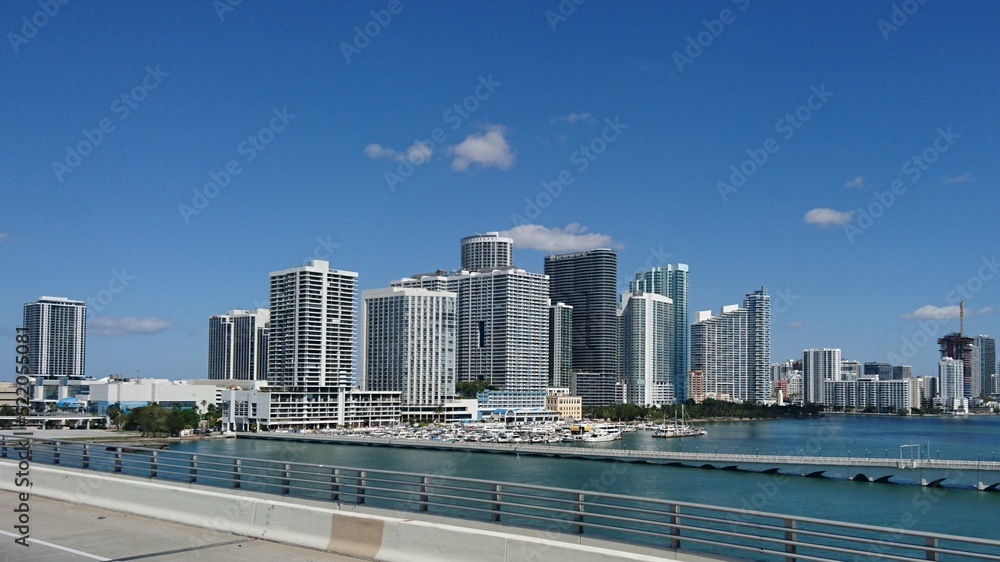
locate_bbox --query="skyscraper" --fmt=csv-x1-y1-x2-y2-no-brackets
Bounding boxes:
362,287,456,406
545,249,618,379
938,357,968,414
803,348,841,405
938,333,974,398
23,296,87,379
267,260,357,390
690,288,770,403
619,291,674,406
549,302,573,388
863,362,893,380
451,267,550,391
208,309,270,380
460,232,513,271
630,264,690,402
973,335,996,398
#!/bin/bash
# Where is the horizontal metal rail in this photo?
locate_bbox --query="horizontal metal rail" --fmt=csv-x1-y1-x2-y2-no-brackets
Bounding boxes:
4,436,999,562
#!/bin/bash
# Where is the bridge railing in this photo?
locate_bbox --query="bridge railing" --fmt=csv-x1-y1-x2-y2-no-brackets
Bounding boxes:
3,436,999,562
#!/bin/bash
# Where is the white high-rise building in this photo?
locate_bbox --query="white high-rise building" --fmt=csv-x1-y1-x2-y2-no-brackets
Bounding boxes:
362,287,457,406
208,309,269,381
460,232,513,271
267,260,357,390
396,271,549,391
938,357,969,414
23,296,87,379
620,291,674,406
690,288,771,403
803,348,841,405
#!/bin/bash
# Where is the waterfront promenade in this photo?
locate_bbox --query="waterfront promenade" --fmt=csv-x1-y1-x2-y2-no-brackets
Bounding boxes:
239,432,1000,489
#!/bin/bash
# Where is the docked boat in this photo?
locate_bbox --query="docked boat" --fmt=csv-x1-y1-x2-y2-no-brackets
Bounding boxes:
651,407,706,438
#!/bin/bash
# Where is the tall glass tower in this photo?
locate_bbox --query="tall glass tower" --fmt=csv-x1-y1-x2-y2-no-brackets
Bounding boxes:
630,264,689,403
545,249,618,379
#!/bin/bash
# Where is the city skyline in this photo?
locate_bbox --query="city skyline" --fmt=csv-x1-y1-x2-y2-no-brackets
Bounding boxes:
3,2,999,380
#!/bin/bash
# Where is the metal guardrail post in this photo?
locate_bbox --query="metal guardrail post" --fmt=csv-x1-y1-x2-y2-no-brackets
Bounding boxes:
0,436,6,458
82,443,90,469
233,458,242,488
668,504,681,549
357,470,366,504
282,463,291,495
784,518,797,562
114,447,123,473
150,450,158,478
53,442,60,465
491,484,502,522
925,536,938,561
574,493,585,534
419,476,429,512
190,454,198,483
331,468,340,502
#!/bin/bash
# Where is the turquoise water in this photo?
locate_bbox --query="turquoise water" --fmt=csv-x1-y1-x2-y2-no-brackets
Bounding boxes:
170,415,1000,542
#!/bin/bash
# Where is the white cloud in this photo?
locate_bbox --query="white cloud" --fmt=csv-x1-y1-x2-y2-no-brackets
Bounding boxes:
787,322,805,329
364,141,434,164
90,317,171,336
0,232,8,243
844,175,869,189
450,126,515,171
942,172,975,184
498,224,621,253
556,113,593,124
901,305,993,320
804,208,854,227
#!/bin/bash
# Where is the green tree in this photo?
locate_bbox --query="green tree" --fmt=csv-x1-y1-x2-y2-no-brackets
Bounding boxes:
106,402,125,430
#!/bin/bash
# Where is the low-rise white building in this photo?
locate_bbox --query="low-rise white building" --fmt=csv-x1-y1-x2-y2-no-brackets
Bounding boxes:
221,387,401,431
86,378,219,415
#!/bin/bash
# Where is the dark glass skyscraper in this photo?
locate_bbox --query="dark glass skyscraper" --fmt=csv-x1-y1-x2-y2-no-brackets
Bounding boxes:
544,249,618,379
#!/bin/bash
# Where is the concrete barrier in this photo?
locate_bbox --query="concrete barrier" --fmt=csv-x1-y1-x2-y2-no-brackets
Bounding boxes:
0,461,730,562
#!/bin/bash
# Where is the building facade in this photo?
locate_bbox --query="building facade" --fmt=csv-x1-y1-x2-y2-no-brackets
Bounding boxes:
549,302,573,388
208,309,270,381
937,357,969,414
23,296,87,379
803,348,842,405
629,264,690,402
545,249,619,380
973,335,996,398
267,260,357,390
619,291,674,406
690,288,771,403
361,287,457,408
460,232,513,271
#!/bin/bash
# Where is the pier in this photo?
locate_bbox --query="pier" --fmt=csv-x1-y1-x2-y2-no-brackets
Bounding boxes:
239,432,1000,490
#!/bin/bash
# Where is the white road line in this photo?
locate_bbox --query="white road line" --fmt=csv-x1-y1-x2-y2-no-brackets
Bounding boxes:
0,529,111,560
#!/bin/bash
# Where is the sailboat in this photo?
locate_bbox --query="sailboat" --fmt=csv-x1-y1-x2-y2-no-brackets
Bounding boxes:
651,405,706,438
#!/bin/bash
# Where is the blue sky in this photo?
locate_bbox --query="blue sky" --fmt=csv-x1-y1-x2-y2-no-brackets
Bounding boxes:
2,1,998,381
